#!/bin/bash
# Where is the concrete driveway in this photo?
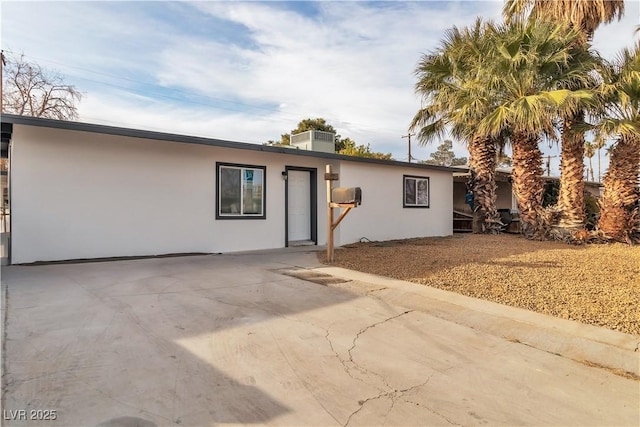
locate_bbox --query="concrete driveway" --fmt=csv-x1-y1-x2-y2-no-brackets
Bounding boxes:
1,249,638,426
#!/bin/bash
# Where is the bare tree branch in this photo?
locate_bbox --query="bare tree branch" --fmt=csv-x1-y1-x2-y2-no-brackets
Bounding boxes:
2,52,81,120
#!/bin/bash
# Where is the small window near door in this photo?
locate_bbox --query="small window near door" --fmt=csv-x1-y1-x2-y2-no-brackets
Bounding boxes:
403,175,429,208
216,163,266,219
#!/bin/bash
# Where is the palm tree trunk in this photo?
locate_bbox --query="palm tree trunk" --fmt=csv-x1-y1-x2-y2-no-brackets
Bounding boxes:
597,136,640,242
557,115,586,230
468,135,501,233
511,132,545,238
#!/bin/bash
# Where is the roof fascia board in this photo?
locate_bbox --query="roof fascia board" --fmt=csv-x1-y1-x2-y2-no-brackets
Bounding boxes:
1,114,456,173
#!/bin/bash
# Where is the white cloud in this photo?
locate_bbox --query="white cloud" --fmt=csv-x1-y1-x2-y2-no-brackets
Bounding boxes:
78,92,283,145
153,1,505,159
1,2,173,78
591,2,639,61
3,0,638,167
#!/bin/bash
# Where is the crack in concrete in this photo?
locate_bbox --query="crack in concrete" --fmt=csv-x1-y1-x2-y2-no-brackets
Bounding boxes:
266,325,342,426
397,372,435,395
347,310,413,362
323,324,387,394
210,296,416,409
343,390,390,427
200,292,404,410
401,397,462,426
382,393,397,426
397,372,460,425
338,309,452,427
324,324,353,377
343,374,436,427
343,310,415,393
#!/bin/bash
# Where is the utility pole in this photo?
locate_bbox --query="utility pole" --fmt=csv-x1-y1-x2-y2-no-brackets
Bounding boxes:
402,133,415,163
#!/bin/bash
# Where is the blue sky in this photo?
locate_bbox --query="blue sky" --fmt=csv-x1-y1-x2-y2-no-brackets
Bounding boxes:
1,1,638,174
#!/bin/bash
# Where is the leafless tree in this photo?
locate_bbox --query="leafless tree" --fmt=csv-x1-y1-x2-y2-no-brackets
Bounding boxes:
2,52,81,120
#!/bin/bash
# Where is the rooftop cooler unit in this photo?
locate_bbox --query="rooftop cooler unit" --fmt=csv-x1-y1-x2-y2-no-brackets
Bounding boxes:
290,130,336,153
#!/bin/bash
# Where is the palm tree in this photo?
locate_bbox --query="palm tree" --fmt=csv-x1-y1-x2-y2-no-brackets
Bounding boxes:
503,0,625,232
593,134,607,182
591,42,640,242
504,0,625,38
411,20,503,234
584,141,596,181
412,19,596,238
475,19,597,238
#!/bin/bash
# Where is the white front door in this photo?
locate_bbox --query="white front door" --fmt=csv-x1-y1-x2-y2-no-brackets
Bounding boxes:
288,170,311,242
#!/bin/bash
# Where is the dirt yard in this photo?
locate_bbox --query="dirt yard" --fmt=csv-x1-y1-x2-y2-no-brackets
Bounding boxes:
324,234,640,336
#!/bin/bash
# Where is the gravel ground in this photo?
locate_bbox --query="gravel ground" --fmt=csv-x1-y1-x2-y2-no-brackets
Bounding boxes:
324,234,640,336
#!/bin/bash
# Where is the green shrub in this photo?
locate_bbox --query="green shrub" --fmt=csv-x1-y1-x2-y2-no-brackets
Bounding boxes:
543,180,560,207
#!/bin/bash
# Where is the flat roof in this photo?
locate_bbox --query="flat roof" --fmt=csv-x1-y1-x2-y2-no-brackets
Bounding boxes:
1,114,457,173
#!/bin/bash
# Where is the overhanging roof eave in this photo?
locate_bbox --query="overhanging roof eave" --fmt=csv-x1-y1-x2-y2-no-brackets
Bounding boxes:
0,114,458,173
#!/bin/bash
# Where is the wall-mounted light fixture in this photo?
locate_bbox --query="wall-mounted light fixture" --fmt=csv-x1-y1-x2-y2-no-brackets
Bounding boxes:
281,170,288,180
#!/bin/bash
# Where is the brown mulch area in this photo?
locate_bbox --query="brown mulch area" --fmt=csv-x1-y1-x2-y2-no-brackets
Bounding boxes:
323,234,640,336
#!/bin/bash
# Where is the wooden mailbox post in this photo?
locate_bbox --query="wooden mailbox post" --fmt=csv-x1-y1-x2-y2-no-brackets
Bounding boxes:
325,164,360,262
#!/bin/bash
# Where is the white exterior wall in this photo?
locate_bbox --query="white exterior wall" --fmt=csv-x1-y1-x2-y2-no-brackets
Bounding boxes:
334,161,452,245
10,124,452,263
11,125,336,263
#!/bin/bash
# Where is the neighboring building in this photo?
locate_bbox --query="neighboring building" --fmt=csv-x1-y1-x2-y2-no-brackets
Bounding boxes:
453,167,603,214
1,115,455,264
452,167,604,232
453,168,520,215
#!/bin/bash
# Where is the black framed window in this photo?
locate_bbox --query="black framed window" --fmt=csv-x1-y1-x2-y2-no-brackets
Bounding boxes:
216,162,266,219
403,175,429,208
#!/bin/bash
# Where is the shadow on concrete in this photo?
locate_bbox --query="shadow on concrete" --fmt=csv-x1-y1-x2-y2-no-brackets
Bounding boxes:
1,251,359,426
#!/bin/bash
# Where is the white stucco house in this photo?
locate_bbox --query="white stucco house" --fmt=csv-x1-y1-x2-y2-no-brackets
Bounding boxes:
0,114,455,264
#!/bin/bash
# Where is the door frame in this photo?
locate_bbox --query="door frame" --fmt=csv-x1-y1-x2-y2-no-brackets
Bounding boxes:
284,166,317,247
